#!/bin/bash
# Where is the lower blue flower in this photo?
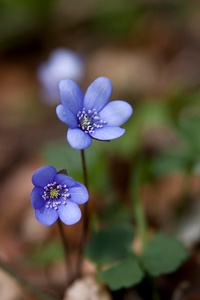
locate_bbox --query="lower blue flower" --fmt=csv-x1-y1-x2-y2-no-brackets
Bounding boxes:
31,166,89,226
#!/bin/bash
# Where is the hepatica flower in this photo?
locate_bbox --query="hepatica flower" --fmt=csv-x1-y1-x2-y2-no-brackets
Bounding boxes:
37,48,84,104
56,77,133,150
31,166,88,226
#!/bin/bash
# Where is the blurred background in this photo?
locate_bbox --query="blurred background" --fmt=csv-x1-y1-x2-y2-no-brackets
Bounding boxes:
1,0,200,299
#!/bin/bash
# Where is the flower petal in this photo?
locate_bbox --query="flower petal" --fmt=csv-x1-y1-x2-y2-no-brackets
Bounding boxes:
84,77,112,112
56,104,78,127
69,183,89,204
67,128,92,150
90,126,125,140
58,201,81,225
99,100,133,126
35,207,58,226
59,80,83,114
54,174,77,188
32,166,57,187
31,187,45,209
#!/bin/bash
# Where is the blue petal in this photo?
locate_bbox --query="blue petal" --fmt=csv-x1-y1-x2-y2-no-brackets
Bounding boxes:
56,104,78,127
69,183,89,204
58,201,81,225
99,101,133,126
54,174,77,188
31,187,44,209
90,126,125,140
32,166,57,187
35,207,58,226
67,128,92,150
59,80,83,114
84,77,112,112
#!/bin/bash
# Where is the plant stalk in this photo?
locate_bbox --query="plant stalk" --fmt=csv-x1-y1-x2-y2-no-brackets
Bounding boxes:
80,149,89,239
131,167,147,254
76,149,89,277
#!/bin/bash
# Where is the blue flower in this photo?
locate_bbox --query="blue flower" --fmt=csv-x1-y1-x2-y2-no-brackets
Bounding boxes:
31,166,89,226
56,77,133,150
37,48,84,104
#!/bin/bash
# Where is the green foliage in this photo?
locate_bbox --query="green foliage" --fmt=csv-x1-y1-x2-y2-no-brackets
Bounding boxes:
85,226,188,290
85,224,145,290
151,91,200,176
85,224,134,265
141,233,188,276
99,256,144,291
0,0,55,49
91,10,140,37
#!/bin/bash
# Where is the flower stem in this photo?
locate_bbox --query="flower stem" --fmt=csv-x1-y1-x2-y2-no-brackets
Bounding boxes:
80,149,89,236
56,219,72,285
149,275,161,300
131,166,147,254
76,149,89,277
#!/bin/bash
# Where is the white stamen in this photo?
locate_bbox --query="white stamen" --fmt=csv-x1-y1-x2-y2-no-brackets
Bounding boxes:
42,182,70,210
77,108,107,134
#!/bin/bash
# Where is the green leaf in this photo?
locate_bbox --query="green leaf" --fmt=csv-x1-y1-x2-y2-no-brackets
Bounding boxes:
141,233,188,276
84,224,134,265
99,256,144,290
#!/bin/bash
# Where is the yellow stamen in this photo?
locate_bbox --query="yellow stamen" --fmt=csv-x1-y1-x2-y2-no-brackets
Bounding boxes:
81,118,91,129
50,189,60,198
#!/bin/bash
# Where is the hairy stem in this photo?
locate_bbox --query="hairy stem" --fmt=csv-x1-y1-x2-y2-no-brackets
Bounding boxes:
81,149,89,239
76,149,89,277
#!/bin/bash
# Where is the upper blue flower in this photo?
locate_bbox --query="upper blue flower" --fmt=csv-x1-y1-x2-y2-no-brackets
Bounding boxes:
56,77,133,150
31,166,89,226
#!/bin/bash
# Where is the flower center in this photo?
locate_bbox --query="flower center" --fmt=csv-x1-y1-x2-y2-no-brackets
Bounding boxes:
50,189,60,198
77,108,107,134
42,182,70,210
